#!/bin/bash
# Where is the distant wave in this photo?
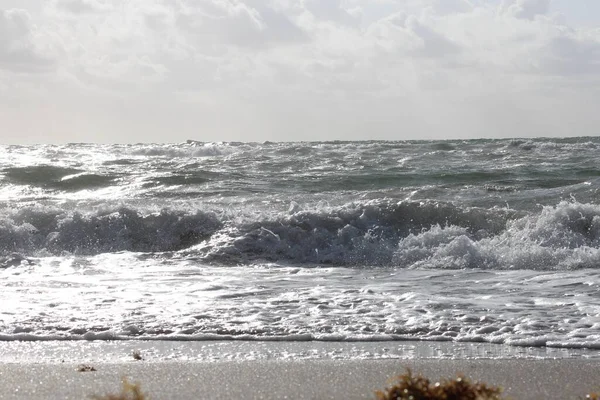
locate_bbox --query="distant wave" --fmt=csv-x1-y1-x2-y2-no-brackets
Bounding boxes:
131,142,239,158
3,166,117,191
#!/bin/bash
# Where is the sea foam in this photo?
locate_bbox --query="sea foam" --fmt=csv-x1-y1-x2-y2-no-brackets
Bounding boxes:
2,199,600,270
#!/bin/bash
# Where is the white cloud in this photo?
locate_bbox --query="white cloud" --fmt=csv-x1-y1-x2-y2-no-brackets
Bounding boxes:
0,9,54,73
175,0,306,48
54,0,112,14
2,0,600,143
539,32,600,76
303,0,359,26
500,0,550,20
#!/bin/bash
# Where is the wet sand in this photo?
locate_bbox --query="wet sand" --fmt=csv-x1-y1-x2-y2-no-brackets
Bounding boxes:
1,342,599,399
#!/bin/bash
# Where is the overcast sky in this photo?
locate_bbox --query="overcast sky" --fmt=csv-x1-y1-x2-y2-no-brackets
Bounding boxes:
1,0,600,144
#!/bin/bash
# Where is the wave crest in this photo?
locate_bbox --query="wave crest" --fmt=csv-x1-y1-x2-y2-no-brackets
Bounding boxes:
0,207,222,255
3,200,600,270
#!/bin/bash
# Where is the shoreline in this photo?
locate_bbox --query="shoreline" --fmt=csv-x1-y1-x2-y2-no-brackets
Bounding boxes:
1,339,598,363
1,341,600,399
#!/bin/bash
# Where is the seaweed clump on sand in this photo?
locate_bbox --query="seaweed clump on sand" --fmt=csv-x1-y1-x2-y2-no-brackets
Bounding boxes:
132,350,143,361
375,369,504,400
77,364,96,372
91,379,146,400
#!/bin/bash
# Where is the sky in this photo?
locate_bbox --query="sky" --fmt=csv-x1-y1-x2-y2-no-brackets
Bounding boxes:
1,0,600,144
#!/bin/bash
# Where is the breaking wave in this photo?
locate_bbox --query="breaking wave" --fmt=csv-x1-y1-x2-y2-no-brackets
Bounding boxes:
0,207,222,256
3,200,600,270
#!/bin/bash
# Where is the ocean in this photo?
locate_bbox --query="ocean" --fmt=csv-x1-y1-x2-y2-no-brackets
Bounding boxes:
1,138,600,358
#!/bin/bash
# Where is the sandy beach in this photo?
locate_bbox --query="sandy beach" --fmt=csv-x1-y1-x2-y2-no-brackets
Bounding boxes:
2,358,600,399
1,341,599,399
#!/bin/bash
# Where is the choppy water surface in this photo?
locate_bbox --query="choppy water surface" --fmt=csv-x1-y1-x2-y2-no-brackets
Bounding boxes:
2,138,600,352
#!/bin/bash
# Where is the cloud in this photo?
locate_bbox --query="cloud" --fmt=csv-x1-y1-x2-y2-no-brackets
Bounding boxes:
54,0,112,14
19,1,600,89
500,0,550,20
539,32,600,76
175,0,306,48
420,0,473,15
37,0,309,93
406,15,461,57
2,0,600,143
303,0,359,26
0,9,54,73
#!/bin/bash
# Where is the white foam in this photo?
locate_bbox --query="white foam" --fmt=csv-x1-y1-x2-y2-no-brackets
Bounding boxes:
131,143,239,158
